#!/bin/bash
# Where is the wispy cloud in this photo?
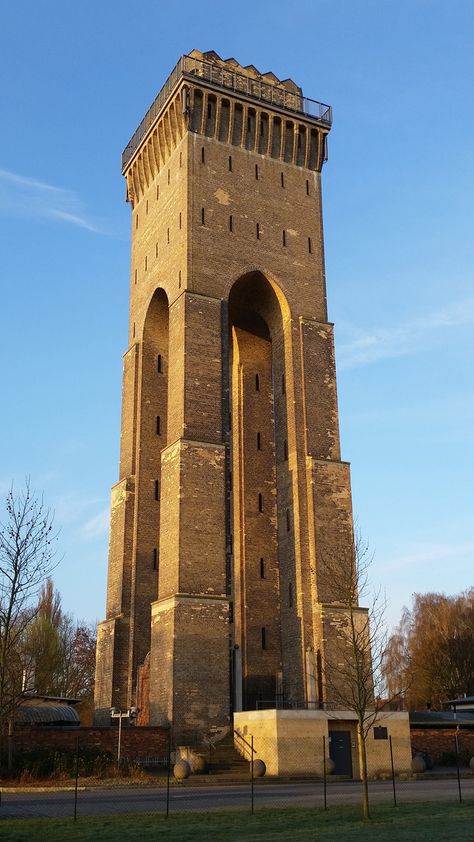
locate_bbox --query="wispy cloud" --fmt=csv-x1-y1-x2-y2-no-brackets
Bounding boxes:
380,541,474,573
53,493,104,527
81,508,109,540
0,167,102,233
337,297,474,369
0,478,11,496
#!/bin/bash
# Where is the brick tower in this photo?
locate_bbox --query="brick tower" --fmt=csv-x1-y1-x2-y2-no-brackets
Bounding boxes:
95,50,360,742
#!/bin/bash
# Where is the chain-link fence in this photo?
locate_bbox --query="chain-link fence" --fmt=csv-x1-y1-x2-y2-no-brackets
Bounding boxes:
0,729,473,821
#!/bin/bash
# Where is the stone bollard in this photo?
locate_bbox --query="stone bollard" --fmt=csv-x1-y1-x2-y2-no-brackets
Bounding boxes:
326,758,336,775
191,754,208,774
411,755,426,773
253,759,266,777
173,759,191,779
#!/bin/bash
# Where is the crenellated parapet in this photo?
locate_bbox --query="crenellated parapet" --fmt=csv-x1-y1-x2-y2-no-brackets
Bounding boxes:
123,50,332,205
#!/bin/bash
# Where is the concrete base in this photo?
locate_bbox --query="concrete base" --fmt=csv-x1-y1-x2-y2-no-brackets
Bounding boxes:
234,709,412,778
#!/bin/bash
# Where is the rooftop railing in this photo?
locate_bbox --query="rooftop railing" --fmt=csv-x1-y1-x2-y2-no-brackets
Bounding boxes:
122,54,332,171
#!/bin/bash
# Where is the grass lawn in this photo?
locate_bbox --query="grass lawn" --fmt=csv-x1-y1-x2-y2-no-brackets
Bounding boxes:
1,802,474,841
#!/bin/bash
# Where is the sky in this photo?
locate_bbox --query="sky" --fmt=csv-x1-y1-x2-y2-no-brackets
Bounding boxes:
0,0,473,633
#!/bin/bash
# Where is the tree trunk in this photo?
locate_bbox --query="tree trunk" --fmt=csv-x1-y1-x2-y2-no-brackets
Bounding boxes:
357,721,370,819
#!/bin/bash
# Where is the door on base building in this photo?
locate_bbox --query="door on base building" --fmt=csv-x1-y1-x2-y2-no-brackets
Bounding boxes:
329,730,353,776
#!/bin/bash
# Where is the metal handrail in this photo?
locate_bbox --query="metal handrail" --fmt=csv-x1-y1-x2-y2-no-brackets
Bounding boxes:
234,729,256,755
122,53,332,171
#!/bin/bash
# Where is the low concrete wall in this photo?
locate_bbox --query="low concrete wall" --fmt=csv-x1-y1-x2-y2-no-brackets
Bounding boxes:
234,709,412,778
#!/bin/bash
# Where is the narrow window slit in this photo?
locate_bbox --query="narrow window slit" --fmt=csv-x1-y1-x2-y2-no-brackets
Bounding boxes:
306,179,310,195
201,207,205,225
258,493,263,512
260,558,265,579
156,416,161,435
201,146,205,163
229,155,232,171
257,432,261,450
308,236,312,254
282,230,286,247
154,480,160,500
284,439,288,461
281,172,285,188
229,215,233,232
167,169,170,184
261,627,266,649
255,373,260,391
152,548,158,570
256,222,260,240
157,354,162,373
255,164,259,180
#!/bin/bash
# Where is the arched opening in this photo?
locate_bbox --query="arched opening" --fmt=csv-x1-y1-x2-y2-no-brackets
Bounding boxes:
228,271,301,711
132,288,169,678
137,289,169,588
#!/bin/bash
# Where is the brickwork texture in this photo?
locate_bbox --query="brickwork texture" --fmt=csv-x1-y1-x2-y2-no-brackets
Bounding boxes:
95,49,361,743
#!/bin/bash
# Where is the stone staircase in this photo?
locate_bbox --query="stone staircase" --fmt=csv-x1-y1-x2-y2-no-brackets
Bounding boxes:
177,733,252,784
208,733,251,779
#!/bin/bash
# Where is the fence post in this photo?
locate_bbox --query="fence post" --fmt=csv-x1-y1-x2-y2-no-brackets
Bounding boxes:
323,735,327,810
389,736,397,807
73,734,79,821
250,735,255,814
454,731,462,804
166,731,172,818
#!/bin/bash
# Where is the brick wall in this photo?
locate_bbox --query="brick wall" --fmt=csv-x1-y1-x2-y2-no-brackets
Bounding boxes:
410,728,474,763
14,725,169,760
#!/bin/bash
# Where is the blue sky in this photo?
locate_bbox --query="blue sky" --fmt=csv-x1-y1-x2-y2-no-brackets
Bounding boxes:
1,0,473,632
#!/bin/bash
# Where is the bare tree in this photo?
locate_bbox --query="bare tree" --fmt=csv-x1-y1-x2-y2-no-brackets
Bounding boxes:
321,531,390,819
0,481,59,764
383,589,474,710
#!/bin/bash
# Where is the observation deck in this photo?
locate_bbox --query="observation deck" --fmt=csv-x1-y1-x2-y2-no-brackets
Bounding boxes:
122,51,332,173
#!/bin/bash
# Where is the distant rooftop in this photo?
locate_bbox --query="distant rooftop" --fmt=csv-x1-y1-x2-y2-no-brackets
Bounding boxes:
447,695,474,708
410,710,474,727
122,50,332,172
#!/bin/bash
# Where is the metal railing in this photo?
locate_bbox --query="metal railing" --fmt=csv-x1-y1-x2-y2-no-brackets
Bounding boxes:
255,699,368,712
234,729,256,757
256,698,321,710
122,53,332,171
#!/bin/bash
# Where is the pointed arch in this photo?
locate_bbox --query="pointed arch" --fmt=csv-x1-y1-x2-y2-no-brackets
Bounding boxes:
228,270,303,710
